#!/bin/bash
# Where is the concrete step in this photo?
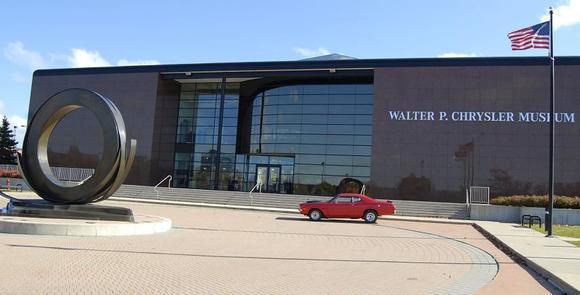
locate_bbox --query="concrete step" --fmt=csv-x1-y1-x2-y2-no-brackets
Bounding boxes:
113,185,469,219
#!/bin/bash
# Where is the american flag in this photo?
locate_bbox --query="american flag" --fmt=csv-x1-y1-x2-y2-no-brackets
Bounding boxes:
508,21,550,50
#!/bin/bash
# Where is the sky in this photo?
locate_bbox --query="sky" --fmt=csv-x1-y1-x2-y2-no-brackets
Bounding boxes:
1,0,579,146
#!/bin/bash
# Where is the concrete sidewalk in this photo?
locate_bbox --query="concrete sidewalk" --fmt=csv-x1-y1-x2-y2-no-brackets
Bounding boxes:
474,221,579,294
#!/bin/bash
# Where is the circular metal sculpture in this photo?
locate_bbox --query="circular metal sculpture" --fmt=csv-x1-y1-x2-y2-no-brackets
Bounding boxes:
18,88,136,204
336,177,364,194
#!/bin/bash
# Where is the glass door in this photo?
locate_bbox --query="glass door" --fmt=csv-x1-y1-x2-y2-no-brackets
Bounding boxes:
255,164,281,193
256,166,268,192
267,166,281,193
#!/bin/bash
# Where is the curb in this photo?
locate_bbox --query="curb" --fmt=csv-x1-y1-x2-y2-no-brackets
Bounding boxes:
473,223,574,295
109,197,299,214
379,215,473,225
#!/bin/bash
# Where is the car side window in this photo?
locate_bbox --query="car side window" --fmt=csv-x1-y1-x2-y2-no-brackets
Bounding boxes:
336,197,351,203
352,197,362,203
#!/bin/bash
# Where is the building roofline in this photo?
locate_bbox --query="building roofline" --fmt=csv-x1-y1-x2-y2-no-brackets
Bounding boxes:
33,56,580,77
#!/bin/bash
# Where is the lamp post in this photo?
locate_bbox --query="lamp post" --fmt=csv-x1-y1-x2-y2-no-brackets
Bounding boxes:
320,161,325,184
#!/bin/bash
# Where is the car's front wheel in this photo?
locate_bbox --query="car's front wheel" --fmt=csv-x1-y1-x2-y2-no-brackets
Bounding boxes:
309,209,323,221
363,210,378,223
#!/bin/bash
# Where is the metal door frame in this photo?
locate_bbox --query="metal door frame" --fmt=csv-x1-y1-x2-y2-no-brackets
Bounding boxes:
255,164,282,193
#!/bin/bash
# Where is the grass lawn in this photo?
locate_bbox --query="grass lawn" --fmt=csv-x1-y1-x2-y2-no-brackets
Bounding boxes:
531,224,580,247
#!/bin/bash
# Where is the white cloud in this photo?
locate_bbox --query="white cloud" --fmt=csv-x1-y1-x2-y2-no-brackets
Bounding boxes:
117,59,160,66
67,49,160,68
437,52,479,58
67,48,111,68
3,41,46,69
4,42,161,70
541,0,580,29
293,47,331,58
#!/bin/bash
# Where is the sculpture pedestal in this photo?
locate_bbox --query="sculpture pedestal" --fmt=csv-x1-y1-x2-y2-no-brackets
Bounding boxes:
3,198,134,222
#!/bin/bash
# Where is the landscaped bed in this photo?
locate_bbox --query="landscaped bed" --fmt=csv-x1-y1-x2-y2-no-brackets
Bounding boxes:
491,195,580,209
531,224,580,247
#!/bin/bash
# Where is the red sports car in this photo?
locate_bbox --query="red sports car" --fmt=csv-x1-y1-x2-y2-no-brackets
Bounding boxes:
299,193,396,223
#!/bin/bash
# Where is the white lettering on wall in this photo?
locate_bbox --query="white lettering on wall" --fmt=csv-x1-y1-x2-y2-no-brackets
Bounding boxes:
386,111,576,123
388,111,435,121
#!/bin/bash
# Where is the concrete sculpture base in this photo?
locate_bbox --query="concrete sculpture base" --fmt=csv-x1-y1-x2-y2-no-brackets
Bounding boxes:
0,214,171,237
4,198,135,222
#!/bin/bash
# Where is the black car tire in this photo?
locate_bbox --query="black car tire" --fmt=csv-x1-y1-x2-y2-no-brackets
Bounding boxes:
363,210,378,223
309,209,323,221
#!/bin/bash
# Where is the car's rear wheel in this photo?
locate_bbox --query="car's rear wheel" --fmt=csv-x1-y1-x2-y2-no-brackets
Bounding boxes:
363,210,378,223
309,209,322,221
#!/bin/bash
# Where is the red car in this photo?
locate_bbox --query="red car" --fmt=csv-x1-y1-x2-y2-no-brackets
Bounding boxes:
299,193,396,223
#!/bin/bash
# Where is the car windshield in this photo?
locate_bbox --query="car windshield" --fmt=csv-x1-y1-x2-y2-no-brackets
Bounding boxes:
328,196,339,203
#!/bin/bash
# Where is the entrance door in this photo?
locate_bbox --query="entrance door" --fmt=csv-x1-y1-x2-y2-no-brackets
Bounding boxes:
255,165,281,193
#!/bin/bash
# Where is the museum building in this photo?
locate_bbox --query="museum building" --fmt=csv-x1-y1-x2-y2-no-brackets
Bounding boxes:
29,55,580,202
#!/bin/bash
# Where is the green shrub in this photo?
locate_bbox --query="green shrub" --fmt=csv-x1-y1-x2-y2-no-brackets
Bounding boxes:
490,195,580,209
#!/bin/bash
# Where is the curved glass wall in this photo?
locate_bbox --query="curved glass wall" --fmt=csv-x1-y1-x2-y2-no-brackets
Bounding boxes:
248,84,373,195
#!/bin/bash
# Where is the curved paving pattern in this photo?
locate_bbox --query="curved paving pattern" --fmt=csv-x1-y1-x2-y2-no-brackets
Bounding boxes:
0,201,501,294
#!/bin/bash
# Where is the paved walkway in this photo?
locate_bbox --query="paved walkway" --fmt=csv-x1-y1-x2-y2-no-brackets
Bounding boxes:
109,196,578,294
0,194,558,294
475,221,579,294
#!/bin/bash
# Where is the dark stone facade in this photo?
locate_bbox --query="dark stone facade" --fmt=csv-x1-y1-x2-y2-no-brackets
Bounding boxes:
29,72,163,185
371,65,580,202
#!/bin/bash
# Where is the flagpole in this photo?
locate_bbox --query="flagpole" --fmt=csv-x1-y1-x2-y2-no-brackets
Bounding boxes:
547,8,555,237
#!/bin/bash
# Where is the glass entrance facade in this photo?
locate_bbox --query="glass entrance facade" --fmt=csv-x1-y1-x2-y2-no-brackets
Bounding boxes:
241,155,295,194
173,82,239,190
247,84,373,195
256,165,281,193
172,81,373,196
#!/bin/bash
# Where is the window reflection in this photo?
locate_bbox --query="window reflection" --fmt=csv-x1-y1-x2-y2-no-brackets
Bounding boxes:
248,83,373,195
173,82,240,190
174,82,373,196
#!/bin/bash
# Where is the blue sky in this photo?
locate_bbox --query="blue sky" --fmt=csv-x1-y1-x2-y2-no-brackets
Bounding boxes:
1,0,579,145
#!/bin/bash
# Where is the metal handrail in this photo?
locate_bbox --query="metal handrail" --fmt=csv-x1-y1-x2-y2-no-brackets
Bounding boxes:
249,183,262,206
79,174,93,185
469,186,490,204
154,175,173,199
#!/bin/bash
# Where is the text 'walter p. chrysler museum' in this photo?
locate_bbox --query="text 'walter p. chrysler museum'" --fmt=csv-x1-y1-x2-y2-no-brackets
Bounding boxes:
29,55,580,202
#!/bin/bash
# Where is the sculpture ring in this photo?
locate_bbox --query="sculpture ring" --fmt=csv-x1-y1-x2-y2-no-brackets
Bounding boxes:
18,88,136,204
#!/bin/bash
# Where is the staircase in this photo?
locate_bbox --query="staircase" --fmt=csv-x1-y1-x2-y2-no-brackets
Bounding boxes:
113,185,331,209
391,200,469,219
112,185,470,219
